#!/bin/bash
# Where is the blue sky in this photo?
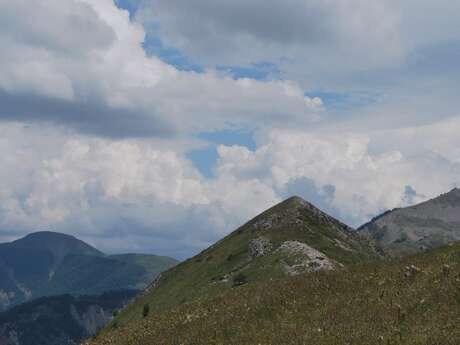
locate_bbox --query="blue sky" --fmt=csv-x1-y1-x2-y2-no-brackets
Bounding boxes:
187,130,256,177
1,0,460,258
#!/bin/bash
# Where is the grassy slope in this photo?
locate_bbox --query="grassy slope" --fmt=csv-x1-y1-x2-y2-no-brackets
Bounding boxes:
104,196,376,328
87,241,460,345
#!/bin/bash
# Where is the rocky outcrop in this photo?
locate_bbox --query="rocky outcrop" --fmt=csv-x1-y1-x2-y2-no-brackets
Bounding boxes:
71,305,111,336
0,327,19,345
253,216,276,230
276,241,335,275
0,291,15,310
248,237,273,258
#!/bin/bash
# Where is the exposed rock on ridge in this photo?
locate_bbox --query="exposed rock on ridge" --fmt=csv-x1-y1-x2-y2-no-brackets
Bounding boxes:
359,188,460,256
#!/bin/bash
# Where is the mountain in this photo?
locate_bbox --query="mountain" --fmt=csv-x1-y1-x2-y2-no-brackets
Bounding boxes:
105,196,377,328
358,188,460,256
0,290,137,345
0,231,178,310
85,200,460,345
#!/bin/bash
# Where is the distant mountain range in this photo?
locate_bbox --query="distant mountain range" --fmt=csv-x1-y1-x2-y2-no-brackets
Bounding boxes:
0,232,178,311
359,188,460,256
0,290,137,345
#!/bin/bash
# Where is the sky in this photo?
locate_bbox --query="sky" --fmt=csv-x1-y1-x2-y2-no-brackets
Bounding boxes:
0,0,460,259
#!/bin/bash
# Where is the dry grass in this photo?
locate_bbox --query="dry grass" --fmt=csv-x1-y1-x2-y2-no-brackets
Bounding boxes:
86,242,460,345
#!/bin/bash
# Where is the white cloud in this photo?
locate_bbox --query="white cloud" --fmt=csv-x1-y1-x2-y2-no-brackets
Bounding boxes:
136,0,460,113
2,118,460,258
213,121,460,225
1,0,460,260
0,0,321,137
0,123,279,258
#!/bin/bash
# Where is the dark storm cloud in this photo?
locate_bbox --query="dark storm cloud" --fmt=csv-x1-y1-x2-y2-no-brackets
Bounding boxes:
147,0,335,45
138,0,338,62
0,90,174,139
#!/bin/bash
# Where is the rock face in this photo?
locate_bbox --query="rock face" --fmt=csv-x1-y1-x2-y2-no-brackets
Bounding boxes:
359,188,460,256
0,290,137,345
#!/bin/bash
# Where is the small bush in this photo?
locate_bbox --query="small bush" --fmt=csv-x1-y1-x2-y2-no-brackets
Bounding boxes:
142,304,150,318
232,273,248,287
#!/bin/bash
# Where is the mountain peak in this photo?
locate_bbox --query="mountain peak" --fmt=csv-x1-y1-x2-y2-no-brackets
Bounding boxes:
0,232,178,311
438,187,460,204
113,197,375,324
280,195,321,211
258,195,351,232
10,231,104,259
284,195,307,204
359,188,460,256
20,231,79,242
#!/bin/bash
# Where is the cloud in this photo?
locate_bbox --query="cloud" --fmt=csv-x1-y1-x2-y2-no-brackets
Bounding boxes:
2,117,460,258
0,90,174,138
213,122,460,226
137,0,403,72
0,0,321,138
1,0,460,261
0,123,279,258
0,0,115,56
136,0,460,122
403,185,418,205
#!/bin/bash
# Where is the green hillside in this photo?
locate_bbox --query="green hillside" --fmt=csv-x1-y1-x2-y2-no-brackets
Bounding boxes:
101,196,377,329
86,240,460,345
0,232,178,310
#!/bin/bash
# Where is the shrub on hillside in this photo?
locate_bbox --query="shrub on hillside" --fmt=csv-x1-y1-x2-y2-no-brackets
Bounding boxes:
232,273,248,287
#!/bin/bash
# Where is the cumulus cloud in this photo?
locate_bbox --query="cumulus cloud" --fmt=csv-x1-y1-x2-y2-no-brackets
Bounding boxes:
213,122,460,225
2,117,460,258
0,123,280,258
137,0,460,108
1,0,460,260
0,0,321,138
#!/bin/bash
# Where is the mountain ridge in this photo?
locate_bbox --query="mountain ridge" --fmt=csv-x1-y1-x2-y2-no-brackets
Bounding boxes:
106,195,377,328
0,231,178,311
0,290,138,345
358,187,460,256
86,194,460,345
